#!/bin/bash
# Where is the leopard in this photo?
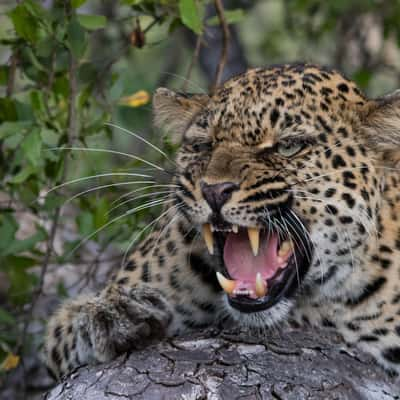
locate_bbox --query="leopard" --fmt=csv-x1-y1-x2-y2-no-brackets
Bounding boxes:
44,63,400,379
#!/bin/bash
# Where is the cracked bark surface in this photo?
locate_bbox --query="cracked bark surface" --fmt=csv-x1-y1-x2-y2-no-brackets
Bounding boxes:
45,328,399,400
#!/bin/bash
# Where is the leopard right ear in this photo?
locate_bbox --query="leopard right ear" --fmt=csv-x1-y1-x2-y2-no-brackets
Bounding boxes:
153,88,209,138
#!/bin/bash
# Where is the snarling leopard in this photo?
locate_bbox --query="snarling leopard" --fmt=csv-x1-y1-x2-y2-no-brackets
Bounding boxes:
45,63,400,378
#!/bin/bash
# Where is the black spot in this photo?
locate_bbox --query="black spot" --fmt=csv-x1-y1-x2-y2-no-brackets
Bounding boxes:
347,277,386,306
337,83,349,93
382,347,400,363
54,325,63,339
166,241,177,255
358,335,378,342
342,193,355,208
321,318,336,328
51,347,61,365
332,154,346,169
345,146,355,157
339,216,353,224
67,325,73,334
395,326,400,336
346,322,360,331
117,277,129,285
325,205,338,215
158,255,165,268
325,188,336,197
63,343,69,360
270,108,280,127
380,258,391,269
373,328,388,336
124,260,137,271
317,115,332,133
141,262,150,282
379,245,392,253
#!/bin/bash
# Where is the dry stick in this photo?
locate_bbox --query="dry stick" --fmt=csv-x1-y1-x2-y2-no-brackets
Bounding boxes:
182,34,202,92
212,0,230,93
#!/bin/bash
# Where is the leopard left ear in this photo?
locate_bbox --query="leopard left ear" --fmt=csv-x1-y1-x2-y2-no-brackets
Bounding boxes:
362,90,400,154
153,88,209,139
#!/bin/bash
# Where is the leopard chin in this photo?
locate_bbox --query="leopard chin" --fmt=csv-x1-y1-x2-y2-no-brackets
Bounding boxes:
200,211,313,313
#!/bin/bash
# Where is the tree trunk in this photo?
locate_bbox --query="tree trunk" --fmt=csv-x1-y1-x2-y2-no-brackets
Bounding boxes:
45,327,399,400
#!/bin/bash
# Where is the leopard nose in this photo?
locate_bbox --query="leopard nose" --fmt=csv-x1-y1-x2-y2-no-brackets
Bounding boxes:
201,181,239,212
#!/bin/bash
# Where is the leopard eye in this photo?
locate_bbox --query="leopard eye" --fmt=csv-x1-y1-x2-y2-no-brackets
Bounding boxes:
277,141,303,157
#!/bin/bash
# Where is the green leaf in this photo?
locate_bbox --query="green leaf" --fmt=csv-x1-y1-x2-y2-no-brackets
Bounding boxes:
0,214,18,255
0,67,8,86
77,211,94,237
21,129,42,167
0,308,15,326
8,3,40,43
207,8,245,26
0,121,32,139
0,98,17,122
179,0,202,34
72,0,87,8
67,18,87,58
9,165,35,184
3,229,46,256
77,14,107,30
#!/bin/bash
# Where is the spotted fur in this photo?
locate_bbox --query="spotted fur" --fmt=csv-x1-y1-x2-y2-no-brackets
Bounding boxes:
45,64,400,378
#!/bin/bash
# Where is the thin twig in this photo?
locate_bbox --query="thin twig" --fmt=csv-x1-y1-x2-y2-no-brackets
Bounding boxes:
6,52,18,97
182,34,202,92
17,11,78,356
212,0,230,93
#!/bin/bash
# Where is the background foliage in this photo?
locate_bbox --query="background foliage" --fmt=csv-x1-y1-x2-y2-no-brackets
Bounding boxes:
1,0,400,398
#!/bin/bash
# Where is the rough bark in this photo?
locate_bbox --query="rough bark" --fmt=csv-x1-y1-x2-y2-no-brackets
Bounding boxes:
45,327,399,400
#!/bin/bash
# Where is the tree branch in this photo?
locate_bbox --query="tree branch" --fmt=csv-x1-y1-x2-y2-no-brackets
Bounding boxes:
45,328,399,399
212,0,231,92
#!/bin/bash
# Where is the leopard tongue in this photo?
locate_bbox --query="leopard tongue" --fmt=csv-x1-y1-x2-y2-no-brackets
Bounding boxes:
223,231,280,298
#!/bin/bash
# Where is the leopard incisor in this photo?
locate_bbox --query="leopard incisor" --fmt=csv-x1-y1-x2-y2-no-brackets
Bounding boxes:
45,63,400,378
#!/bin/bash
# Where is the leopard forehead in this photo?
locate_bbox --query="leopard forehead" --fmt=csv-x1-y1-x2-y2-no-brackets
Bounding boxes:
198,64,366,146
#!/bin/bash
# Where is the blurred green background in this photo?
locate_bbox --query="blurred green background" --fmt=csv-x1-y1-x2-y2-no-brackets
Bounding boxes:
1,0,400,398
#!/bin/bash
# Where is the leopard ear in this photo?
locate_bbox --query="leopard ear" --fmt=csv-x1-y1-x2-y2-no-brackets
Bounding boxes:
153,88,209,138
363,90,400,154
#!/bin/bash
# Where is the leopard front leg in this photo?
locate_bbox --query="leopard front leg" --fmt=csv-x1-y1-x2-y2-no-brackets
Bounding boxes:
45,282,173,378
45,217,222,378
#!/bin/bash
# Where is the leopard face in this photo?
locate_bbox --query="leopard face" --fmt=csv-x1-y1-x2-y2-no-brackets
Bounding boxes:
153,63,395,325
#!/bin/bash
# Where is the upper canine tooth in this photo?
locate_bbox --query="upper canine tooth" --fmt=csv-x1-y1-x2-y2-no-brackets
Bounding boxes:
278,240,292,257
216,272,236,294
232,225,238,233
202,224,214,255
255,272,267,297
247,227,260,256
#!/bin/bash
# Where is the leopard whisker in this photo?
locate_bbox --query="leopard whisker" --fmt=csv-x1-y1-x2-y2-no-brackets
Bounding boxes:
106,122,177,169
61,180,156,207
40,172,154,199
48,146,166,172
66,197,176,260
110,183,180,207
121,201,184,267
107,190,176,216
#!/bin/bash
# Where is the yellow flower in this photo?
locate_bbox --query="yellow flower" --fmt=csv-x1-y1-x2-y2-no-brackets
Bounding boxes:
119,90,150,107
1,353,20,372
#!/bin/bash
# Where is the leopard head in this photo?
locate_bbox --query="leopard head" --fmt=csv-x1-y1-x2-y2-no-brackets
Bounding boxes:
153,64,400,324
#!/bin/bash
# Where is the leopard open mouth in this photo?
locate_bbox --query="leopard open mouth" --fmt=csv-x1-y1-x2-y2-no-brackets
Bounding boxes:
201,214,313,313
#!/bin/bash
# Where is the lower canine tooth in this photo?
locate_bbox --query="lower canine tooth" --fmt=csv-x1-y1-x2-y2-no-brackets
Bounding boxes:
216,272,236,294
202,224,214,255
232,225,238,233
255,272,267,297
247,227,260,256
